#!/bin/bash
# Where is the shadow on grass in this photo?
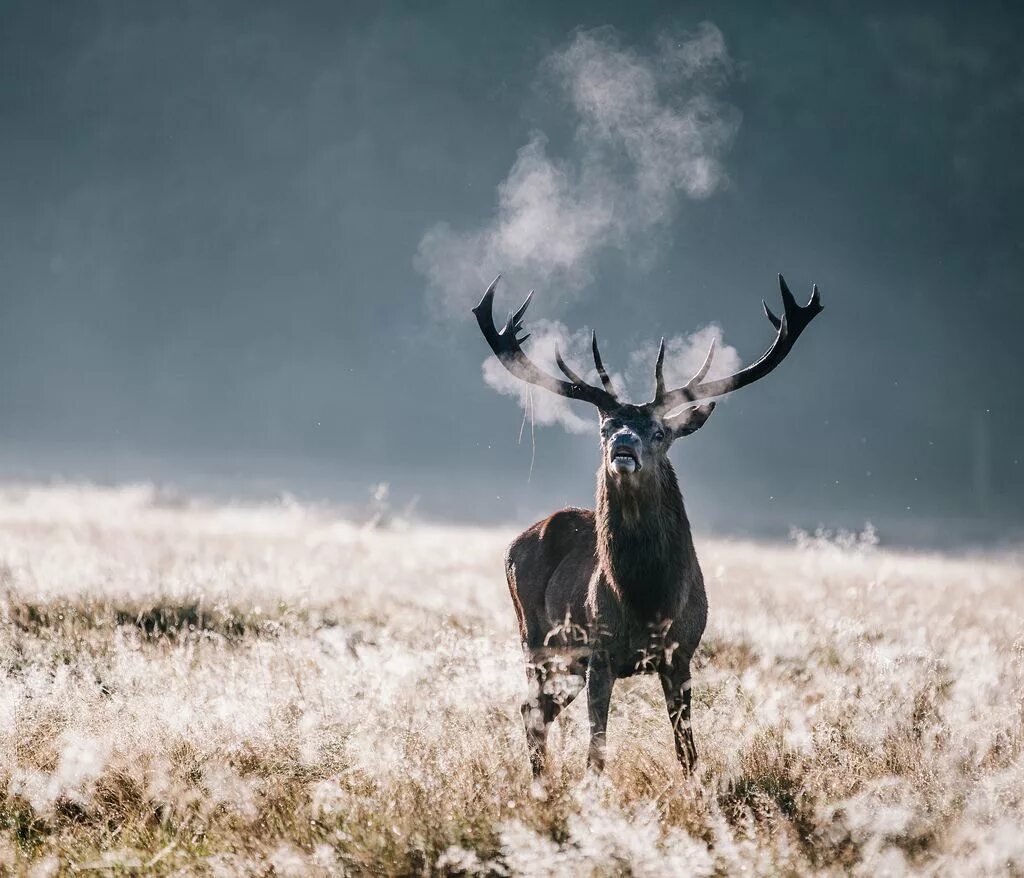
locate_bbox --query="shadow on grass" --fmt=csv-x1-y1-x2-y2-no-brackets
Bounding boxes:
5,594,276,642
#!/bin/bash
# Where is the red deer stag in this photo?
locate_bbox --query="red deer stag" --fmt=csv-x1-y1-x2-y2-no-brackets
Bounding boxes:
473,273,823,777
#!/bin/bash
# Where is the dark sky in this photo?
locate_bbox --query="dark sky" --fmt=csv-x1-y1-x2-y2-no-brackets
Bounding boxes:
0,1,1021,546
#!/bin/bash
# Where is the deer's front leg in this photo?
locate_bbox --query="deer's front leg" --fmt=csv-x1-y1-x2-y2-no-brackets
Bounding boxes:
659,661,697,772
585,655,614,773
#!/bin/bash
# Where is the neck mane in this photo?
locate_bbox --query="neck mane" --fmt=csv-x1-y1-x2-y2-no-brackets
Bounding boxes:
595,458,697,618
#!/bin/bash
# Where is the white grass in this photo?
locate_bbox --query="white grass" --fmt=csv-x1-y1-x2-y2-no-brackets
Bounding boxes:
0,483,1022,875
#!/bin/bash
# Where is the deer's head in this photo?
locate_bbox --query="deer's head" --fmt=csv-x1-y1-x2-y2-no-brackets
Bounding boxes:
596,403,713,481
473,274,822,481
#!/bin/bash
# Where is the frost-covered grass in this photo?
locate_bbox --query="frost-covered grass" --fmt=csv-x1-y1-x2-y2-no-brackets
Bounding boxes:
0,484,1022,876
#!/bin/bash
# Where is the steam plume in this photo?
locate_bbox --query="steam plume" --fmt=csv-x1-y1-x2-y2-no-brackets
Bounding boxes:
419,23,743,430
417,23,740,315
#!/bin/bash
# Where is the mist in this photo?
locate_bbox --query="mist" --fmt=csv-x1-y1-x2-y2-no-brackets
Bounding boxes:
417,24,739,316
0,1,1022,547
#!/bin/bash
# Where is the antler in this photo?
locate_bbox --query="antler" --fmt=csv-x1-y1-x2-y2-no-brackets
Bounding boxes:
473,276,619,411
653,274,823,413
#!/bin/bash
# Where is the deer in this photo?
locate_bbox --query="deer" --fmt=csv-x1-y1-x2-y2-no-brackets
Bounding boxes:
473,273,823,778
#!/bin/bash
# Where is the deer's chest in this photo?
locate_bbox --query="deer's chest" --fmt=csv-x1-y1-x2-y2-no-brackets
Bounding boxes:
587,575,698,678
607,622,682,677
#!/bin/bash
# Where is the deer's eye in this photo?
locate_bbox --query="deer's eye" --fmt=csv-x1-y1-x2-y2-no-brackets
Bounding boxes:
653,430,665,442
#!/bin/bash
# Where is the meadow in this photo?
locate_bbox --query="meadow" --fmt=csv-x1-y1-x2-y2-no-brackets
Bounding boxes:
0,483,1022,876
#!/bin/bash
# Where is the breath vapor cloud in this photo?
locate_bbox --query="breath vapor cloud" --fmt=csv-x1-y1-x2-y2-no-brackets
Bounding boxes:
417,23,743,428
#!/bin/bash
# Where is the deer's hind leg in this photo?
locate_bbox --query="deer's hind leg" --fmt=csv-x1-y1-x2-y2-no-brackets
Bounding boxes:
521,646,586,779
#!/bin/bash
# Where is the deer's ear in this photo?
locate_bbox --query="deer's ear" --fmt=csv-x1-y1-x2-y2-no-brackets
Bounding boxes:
665,402,716,439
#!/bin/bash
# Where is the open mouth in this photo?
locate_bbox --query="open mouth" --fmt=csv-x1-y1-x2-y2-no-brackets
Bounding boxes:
609,447,640,474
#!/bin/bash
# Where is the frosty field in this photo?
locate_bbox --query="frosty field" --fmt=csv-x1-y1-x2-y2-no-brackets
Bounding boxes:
1,484,1022,876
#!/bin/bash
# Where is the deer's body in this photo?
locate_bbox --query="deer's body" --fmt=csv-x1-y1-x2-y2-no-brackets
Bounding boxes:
473,273,822,776
507,453,707,772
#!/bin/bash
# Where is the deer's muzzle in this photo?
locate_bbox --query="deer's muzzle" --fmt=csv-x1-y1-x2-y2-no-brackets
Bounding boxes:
609,437,641,474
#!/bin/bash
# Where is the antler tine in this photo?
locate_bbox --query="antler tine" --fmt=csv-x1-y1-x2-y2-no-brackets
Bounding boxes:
555,344,588,385
472,277,619,411
766,273,818,330
591,331,616,396
778,273,798,313
691,337,717,385
654,273,823,412
651,335,717,411
509,290,534,332
476,274,501,310
653,338,666,401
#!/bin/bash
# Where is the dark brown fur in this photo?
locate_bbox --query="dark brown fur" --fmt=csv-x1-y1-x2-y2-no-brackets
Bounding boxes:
507,417,708,777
